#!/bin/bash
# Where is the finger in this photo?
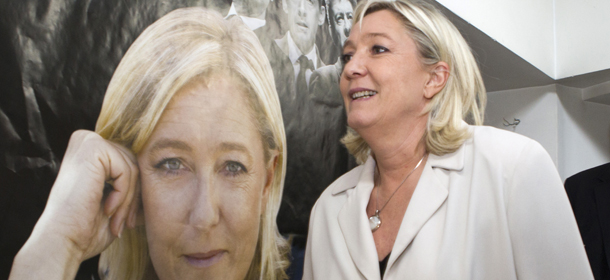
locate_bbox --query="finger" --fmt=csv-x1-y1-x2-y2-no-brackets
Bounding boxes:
127,183,141,229
114,143,139,228
108,141,138,165
98,149,132,237
107,145,139,237
104,183,120,218
103,141,138,217
108,140,139,221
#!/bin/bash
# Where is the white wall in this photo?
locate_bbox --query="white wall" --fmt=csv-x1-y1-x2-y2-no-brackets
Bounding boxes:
485,85,559,165
436,0,556,78
557,85,610,179
555,0,610,79
486,85,610,181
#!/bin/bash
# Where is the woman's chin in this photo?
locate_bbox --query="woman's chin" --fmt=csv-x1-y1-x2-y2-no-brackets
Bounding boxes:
347,113,377,132
160,258,245,280
149,252,246,280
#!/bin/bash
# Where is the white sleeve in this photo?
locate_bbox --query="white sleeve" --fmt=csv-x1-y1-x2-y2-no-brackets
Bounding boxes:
507,140,593,279
302,201,319,280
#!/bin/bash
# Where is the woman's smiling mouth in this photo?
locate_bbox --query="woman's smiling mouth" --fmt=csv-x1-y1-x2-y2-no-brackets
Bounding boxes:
351,90,377,100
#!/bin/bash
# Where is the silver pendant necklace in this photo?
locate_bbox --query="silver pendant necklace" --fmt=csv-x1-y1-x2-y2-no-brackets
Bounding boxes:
369,154,427,232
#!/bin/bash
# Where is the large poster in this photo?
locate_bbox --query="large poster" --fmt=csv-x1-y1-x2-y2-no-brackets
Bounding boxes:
0,0,356,278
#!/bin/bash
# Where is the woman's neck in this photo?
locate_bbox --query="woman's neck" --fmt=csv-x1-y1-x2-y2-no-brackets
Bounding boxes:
360,116,428,186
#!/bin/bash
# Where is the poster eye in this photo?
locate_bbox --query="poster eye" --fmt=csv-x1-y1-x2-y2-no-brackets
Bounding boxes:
163,159,182,170
224,161,247,177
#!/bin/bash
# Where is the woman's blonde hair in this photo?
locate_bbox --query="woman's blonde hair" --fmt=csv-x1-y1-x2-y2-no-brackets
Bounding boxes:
341,0,486,163
95,7,289,280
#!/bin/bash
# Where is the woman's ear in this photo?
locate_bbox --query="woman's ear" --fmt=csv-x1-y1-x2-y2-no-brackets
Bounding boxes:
424,62,450,99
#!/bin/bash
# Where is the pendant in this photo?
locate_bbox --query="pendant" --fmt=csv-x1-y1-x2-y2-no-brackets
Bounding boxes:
369,210,381,232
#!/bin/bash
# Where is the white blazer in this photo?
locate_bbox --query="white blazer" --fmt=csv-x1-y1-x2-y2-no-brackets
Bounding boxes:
303,125,593,280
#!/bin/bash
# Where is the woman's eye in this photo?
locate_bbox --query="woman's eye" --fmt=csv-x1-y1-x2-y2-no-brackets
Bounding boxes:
224,161,247,176
155,158,184,173
340,53,352,64
372,45,389,54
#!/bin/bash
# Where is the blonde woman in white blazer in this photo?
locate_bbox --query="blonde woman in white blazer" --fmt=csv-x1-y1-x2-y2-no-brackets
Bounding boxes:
303,0,593,279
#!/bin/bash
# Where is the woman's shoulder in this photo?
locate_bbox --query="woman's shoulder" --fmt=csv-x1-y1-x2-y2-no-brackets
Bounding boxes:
467,125,551,167
324,164,366,196
470,125,546,153
470,125,534,144
311,164,367,212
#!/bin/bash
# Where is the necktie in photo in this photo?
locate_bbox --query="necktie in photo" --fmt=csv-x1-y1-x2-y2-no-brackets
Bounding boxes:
296,55,314,94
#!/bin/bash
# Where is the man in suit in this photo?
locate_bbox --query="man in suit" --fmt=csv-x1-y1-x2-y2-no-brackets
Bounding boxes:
261,0,328,278
309,0,354,105
263,0,328,255
266,0,326,98
565,162,610,280
324,0,355,64
302,0,357,231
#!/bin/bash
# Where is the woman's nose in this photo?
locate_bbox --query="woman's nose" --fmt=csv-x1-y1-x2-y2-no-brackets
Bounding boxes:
188,178,220,230
343,52,366,79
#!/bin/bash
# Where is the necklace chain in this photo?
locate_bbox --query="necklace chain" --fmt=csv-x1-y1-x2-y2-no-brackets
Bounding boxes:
375,153,427,214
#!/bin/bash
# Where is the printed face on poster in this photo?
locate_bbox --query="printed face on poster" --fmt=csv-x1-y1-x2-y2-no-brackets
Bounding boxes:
0,0,357,278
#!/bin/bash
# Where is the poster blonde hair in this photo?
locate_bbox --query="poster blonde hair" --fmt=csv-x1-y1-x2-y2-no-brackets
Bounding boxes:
95,7,289,280
341,0,486,163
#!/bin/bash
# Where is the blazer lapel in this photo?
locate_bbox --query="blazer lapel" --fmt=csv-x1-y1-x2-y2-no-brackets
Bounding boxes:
593,165,610,271
386,142,466,271
338,157,381,280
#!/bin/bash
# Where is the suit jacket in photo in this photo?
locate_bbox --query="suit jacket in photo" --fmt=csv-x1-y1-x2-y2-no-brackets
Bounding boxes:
309,58,342,106
265,33,339,236
308,59,356,174
565,162,610,280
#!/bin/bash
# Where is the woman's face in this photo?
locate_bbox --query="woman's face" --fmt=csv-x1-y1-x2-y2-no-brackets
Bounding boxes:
137,77,274,280
339,10,431,131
